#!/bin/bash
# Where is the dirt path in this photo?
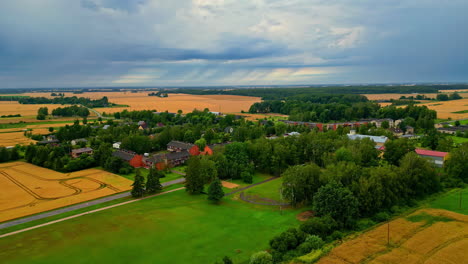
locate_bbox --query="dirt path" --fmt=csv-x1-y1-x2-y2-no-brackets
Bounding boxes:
0,187,185,239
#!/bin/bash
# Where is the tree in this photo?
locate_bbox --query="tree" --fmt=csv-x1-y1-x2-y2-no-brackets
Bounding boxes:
399,152,440,198
445,143,468,183
195,138,207,150
250,251,273,264
313,182,359,227
185,157,204,194
131,169,146,198
282,164,322,206
146,167,162,194
48,127,54,132
222,256,233,264
383,138,415,165
207,177,224,202
455,120,461,126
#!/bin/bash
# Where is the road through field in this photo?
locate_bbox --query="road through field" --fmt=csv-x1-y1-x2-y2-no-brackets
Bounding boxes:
0,187,186,239
0,177,186,231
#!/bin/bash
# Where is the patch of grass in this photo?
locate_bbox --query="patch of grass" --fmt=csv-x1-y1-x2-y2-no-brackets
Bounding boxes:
0,188,301,264
244,178,283,201
451,110,468,114
405,212,453,225
427,187,468,215
119,169,183,183
450,136,468,144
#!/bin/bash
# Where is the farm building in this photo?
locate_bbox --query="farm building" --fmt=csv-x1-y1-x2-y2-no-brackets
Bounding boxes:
167,141,195,152
71,147,93,158
415,149,449,167
112,150,145,168
437,125,468,135
71,138,88,146
347,131,389,149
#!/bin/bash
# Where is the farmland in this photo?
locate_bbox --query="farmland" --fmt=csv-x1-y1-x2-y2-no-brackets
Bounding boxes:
0,184,303,264
0,161,132,223
315,188,468,264
420,98,468,119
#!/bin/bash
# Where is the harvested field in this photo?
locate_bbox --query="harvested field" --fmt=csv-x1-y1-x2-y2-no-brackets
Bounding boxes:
0,162,132,222
0,132,36,146
317,209,468,264
420,98,468,119
221,181,240,189
0,101,96,118
6,92,261,114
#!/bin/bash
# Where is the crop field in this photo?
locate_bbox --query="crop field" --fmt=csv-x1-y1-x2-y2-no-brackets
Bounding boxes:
421,98,468,119
0,132,36,146
0,183,302,264
363,93,438,100
9,92,261,114
0,162,132,223
316,188,468,264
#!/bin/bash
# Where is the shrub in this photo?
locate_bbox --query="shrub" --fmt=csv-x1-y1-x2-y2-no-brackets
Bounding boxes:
327,231,344,241
250,251,273,264
299,215,337,239
372,212,391,222
297,235,325,254
355,219,376,231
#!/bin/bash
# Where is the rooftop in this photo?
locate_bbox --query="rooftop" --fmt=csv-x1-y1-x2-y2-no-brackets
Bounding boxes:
415,149,448,158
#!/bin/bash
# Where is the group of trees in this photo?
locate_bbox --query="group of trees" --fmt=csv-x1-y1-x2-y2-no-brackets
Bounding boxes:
36,107,49,120
0,147,21,162
51,105,90,117
24,144,95,172
185,156,225,202
131,168,163,198
1,114,21,118
19,96,111,108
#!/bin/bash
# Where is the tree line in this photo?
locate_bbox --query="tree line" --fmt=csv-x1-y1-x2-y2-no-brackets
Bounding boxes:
18,96,111,108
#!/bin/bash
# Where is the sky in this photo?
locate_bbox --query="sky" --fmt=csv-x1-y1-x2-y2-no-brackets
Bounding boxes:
1,0,468,88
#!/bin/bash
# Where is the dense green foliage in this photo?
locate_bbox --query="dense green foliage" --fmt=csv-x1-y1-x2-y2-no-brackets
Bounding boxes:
51,105,90,117
0,147,21,162
207,177,224,202
19,96,111,108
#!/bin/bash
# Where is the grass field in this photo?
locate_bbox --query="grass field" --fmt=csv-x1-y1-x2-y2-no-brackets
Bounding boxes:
0,162,132,222
0,184,303,264
450,136,468,144
315,188,468,264
243,177,283,201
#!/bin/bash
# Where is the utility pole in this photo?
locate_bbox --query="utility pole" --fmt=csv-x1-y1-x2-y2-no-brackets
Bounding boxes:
387,221,390,246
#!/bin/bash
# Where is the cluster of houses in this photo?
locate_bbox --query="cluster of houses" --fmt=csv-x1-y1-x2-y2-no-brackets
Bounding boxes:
346,130,449,167
111,141,229,170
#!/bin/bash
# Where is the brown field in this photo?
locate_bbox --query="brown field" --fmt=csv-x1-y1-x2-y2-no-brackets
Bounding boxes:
0,161,132,222
0,132,36,146
5,92,261,114
221,181,240,189
316,209,468,264
420,98,468,119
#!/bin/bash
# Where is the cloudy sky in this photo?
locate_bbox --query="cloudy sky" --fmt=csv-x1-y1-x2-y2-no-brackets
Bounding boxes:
1,0,467,88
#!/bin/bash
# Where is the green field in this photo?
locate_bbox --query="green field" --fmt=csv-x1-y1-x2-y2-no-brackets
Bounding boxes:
244,178,283,201
119,168,184,183
450,136,468,144
427,187,468,215
0,185,302,264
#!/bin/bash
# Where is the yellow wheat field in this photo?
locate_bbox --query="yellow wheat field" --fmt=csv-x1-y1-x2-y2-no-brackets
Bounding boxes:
8,92,261,114
0,132,36,147
316,209,468,264
0,161,132,222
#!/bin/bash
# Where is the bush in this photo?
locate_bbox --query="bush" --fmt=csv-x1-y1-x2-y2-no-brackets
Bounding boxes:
242,171,253,183
297,235,325,254
355,219,376,231
299,215,337,239
372,212,391,222
327,231,344,241
270,228,306,253
250,251,273,264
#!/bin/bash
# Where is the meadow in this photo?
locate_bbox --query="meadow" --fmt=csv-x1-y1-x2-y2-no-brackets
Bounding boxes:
0,185,304,264
0,162,132,222
315,188,468,264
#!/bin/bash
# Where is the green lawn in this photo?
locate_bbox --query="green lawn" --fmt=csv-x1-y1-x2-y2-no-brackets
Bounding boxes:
427,187,468,215
119,169,183,183
244,178,283,201
449,136,468,144
222,173,272,193
0,188,302,264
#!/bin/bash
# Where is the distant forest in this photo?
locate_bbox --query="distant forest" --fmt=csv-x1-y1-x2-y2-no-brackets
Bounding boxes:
18,96,111,108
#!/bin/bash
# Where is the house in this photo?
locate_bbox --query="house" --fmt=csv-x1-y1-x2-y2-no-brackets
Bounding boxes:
405,126,415,134
166,151,190,167
347,131,389,149
71,147,93,158
210,111,222,116
113,142,121,149
112,149,145,168
285,131,300,137
415,149,449,167
224,127,234,133
388,128,404,137
138,121,148,130
434,122,451,129
71,138,88,146
167,141,194,152
144,153,167,170
37,135,60,145
103,125,110,130
437,125,468,135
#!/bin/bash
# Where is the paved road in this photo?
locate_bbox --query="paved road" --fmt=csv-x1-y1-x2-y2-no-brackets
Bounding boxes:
0,187,186,239
0,177,185,230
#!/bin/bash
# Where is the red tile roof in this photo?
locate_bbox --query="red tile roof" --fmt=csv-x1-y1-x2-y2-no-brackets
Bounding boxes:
415,149,448,158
